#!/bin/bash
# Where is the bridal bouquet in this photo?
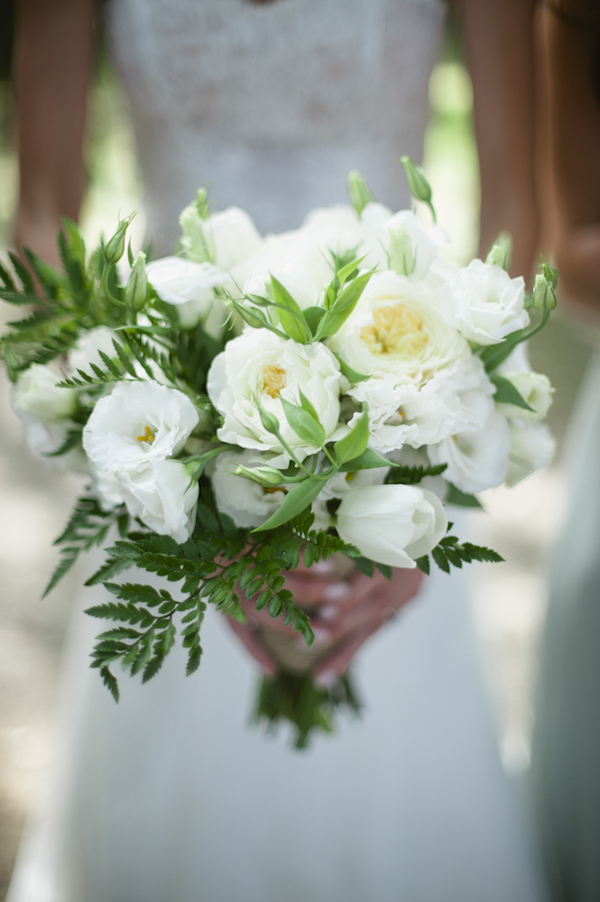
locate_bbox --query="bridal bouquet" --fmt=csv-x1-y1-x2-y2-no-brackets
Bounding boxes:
1,160,556,745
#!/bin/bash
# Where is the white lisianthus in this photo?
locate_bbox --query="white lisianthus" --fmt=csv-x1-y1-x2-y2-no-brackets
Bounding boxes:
429,409,511,494
348,354,494,453
12,364,77,422
117,459,199,543
363,208,448,279
146,257,230,336
180,204,262,270
441,259,529,346
207,330,342,466
495,370,554,422
67,327,122,377
83,381,199,473
240,230,331,310
209,450,286,528
328,271,468,384
311,465,389,531
336,484,447,568
302,205,365,256
506,420,556,486
89,465,124,511
18,419,88,473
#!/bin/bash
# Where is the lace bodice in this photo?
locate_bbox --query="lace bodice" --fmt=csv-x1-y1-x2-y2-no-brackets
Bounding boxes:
107,0,445,250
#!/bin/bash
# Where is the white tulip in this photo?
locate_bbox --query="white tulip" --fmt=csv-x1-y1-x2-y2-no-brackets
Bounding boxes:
336,483,447,568
83,381,199,473
441,259,529,346
117,460,198,544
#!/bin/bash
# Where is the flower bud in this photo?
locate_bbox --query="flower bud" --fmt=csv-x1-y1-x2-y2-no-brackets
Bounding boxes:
125,252,148,312
400,156,432,207
388,225,415,276
532,274,557,312
235,464,285,488
194,187,210,221
104,215,133,266
258,405,281,435
485,232,513,271
347,170,374,216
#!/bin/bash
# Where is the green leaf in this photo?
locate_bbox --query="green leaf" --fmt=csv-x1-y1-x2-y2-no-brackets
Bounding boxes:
100,667,120,702
331,352,370,384
338,448,392,472
445,484,483,509
252,475,325,532
416,555,430,575
333,410,370,466
315,271,373,340
303,305,326,337
490,374,534,411
280,396,326,447
270,276,312,344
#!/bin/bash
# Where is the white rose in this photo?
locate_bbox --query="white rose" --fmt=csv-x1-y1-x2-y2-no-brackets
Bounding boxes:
302,204,365,255
328,271,468,384
180,204,263,270
67,327,122,377
336,484,448,568
363,207,448,279
83,381,199,473
241,230,332,311
209,450,286,528
441,259,529,346
428,409,511,494
12,364,77,421
495,370,554,422
207,330,342,466
506,421,555,486
349,354,494,453
146,257,230,336
117,460,198,543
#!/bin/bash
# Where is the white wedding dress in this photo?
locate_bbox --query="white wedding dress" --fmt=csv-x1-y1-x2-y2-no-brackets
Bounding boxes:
8,1,548,900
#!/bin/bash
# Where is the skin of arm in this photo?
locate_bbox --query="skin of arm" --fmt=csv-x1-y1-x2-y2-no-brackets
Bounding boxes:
462,0,539,282
542,7,600,311
13,0,96,267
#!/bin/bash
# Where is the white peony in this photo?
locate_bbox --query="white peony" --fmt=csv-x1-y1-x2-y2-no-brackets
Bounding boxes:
146,256,230,336
83,381,199,473
117,459,198,543
180,204,262,270
209,450,286,528
207,330,342,466
506,420,555,486
67,327,122,377
441,259,529,346
336,484,448,568
12,364,77,422
495,370,554,422
348,354,495,453
428,409,511,494
328,271,468,384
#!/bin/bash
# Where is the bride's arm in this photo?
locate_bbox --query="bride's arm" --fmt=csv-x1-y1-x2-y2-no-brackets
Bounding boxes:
461,0,539,282
13,0,96,267
540,4,600,312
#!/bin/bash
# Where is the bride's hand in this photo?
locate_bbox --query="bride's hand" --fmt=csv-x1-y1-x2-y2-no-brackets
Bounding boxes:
227,563,424,679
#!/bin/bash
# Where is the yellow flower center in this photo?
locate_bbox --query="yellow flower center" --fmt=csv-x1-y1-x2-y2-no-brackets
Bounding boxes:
360,303,429,357
261,364,287,399
136,425,155,444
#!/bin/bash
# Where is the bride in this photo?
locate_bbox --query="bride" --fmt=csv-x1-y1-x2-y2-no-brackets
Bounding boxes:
9,0,548,900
